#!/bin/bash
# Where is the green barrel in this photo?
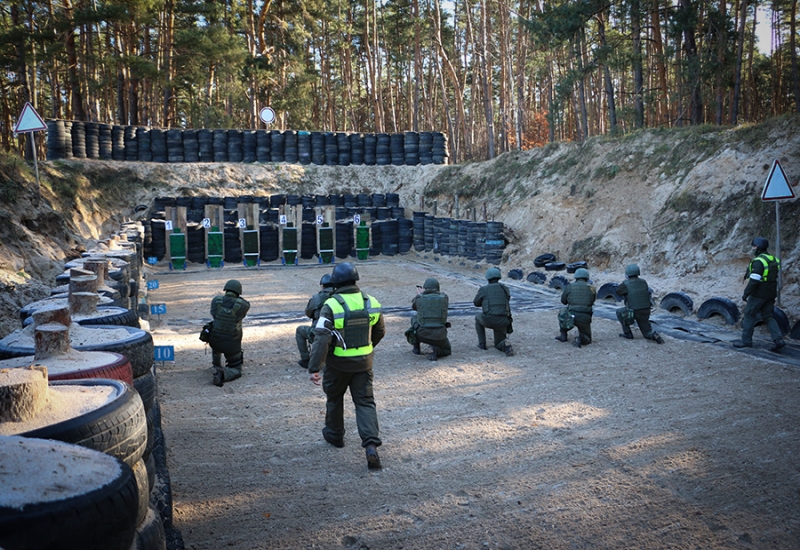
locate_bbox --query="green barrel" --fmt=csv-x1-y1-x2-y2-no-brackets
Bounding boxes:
356,221,369,261
243,228,259,266
207,228,223,268
169,229,186,270
283,224,298,265
318,225,333,264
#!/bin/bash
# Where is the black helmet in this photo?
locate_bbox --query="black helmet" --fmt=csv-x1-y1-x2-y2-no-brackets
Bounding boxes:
224,279,242,295
423,277,440,291
330,262,359,286
751,237,769,252
319,274,334,288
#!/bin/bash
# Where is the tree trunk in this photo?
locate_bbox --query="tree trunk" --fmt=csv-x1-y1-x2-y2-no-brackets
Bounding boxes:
792,0,800,112
631,0,644,128
597,9,617,132
731,0,747,124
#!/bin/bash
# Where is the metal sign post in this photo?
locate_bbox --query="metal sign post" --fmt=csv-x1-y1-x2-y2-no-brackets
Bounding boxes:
13,102,47,203
761,159,796,307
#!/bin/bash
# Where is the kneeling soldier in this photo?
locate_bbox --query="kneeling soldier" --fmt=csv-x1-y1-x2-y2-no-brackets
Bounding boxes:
408,277,452,361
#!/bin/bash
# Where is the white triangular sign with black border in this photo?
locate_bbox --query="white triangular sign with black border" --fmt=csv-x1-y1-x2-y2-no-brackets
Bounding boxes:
13,102,47,133
762,159,795,201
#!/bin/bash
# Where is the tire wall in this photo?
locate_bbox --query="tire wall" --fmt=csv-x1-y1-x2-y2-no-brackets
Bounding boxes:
144,195,506,265
46,122,451,166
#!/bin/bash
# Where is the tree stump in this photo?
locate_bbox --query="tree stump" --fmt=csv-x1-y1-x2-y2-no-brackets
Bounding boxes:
69,273,98,295
83,258,110,282
0,365,48,422
34,323,71,359
69,291,99,315
31,305,71,328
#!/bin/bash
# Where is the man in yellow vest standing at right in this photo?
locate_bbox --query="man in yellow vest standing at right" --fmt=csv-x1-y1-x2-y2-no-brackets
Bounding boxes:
733,237,786,352
308,262,385,470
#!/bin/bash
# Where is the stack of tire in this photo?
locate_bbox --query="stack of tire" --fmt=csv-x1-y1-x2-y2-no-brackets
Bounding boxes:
324,132,337,165
419,132,433,165
270,130,285,162
63,121,74,159
404,131,420,165
397,218,413,254
213,130,228,162
432,132,449,164
123,126,137,161
197,129,213,162
311,131,325,165
363,134,377,165
336,221,354,258
186,223,205,264
98,123,113,160
136,127,152,162
255,130,271,163
282,130,297,163
46,120,68,160
111,125,126,160
376,133,391,165
71,121,87,158
412,212,426,251
424,215,435,251
350,133,364,165
300,222,317,260
227,130,243,163
183,129,199,162
86,122,100,158
259,224,279,262
484,221,505,264
166,129,183,163
297,131,311,164
242,130,257,163
150,129,167,163
390,133,404,165
336,132,350,166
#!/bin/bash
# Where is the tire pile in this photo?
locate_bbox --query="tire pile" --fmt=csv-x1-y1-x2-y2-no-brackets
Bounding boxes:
0,221,184,550
144,193,507,265
46,120,451,165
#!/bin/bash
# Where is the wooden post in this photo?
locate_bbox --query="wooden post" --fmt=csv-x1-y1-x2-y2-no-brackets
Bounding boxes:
34,323,71,359
69,292,99,315
0,365,48,422
31,305,71,329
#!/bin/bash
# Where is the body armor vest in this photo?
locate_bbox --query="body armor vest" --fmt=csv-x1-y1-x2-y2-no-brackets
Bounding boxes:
311,290,332,321
327,292,382,357
212,295,243,338
483,283,510,316
750,254,780,282
566,282,594,313
624,278,651,310
417,293,448,327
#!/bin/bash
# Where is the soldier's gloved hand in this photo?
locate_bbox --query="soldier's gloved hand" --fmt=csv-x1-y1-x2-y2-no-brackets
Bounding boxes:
309,371,322,386
742,294,748,302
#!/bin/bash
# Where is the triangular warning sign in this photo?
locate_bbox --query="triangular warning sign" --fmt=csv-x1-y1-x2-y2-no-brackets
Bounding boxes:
762,159,795,202
13,102,47,133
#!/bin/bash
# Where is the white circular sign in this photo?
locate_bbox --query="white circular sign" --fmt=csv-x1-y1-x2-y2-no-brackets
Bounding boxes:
259,107,276,124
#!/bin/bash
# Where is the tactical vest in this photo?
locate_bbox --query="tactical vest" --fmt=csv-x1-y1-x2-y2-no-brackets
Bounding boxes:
482,283,510,316
417,293,448,327
212,295,243,339
326,292,382,357
566,281,594,313
624,278,651,310
749,253,780,282
311,290,332,321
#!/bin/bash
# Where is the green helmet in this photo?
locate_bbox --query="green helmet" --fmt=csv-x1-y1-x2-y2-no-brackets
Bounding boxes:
574,268,590,280
423,277,440,291
224,279,242,295
485,267,502,281
625,264,640,277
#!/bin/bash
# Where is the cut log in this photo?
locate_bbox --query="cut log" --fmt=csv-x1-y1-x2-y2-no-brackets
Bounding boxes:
69,292,99,315
35,323,71,359
0,365,48,422
31,305,71,328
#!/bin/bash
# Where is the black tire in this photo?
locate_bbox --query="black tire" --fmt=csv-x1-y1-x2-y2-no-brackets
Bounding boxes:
534,253,556,268
696,297,740,325
544,261,566,271
597,282,622,302
132,458,150,527
659,292,694,316
22,306,140,329
0,436,138,550
549,275,569,290
507,268,523,280
755,306,790,336
565,261,587,274
149,430,174,529
526,271,547,284
165,526,186,550
134,365,157,414
20,379,147,467
135,506,167,550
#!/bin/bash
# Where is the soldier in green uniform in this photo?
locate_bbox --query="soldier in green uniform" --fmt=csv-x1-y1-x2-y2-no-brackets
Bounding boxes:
473,267,514,356
296,274,335,369
408,277,452,361
209,279,251,387
733,237,786,352
308,262,386,470
555,268,596,348
616,264,665,344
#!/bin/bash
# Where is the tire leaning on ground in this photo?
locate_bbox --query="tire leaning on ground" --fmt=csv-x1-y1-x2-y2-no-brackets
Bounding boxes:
534,253,556,268
548,275,569,290
659,292,694,316
526,271,547,284
597,282,623,302
696,297,740,325
0,436,138,550
134,506,167,550
20,379,147,468
134,365,157,414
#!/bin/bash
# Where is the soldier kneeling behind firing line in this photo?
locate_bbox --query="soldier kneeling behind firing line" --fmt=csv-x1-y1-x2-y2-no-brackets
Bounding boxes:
555,268,596,348
406,277,452,361
615,264,665,344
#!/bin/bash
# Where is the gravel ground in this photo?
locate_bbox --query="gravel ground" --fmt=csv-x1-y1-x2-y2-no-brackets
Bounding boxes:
149,257,800,550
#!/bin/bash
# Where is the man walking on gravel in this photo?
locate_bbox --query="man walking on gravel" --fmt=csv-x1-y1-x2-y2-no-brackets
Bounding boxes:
308,262,385,470
733,237,786,352
208,279,250,387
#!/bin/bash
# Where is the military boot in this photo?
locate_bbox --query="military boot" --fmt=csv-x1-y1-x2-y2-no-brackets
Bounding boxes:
652,332,665,344
477,343,488,350
504,343,515,356
428,346,439,361
555,330,569,342
412,343,421,355
212,354,224,387
619,331,634,339
573,336,582,348
366,444,382,470
770,339,786,352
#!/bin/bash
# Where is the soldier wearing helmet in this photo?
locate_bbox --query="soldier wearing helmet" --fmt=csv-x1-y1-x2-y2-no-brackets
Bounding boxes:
308,262,386,470
407,277,452,361
208,279,251,387
556,268,596,348
615,264,664,344
733,237,785,351
473,267,514,356
295,273,335,369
